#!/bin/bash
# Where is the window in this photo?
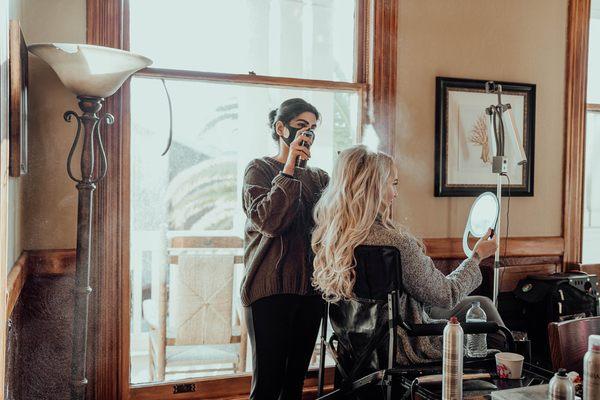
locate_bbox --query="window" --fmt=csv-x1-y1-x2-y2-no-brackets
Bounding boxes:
128,0,365,385
85,0,396,396
584,1,600,263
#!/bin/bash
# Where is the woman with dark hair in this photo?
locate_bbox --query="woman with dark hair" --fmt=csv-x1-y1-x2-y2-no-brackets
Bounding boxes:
241,98,329,399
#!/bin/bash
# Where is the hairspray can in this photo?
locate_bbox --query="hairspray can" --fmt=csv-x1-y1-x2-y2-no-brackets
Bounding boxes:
584,334,600,400
442,316,463,400
549,368,575,400
295,130,314,169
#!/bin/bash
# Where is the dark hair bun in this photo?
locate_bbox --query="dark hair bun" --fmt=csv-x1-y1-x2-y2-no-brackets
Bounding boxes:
268,109,278,127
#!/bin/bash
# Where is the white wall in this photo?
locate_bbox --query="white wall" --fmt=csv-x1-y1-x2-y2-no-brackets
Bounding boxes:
394,0,568,238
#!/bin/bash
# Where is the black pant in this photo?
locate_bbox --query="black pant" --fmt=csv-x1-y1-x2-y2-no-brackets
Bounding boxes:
245,294,324,400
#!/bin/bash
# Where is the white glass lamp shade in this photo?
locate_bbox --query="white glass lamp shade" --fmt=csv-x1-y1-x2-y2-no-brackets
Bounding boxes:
28,43,152,98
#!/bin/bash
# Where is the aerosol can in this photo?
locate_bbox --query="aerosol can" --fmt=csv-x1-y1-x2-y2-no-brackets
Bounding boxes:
584,334,600,400
548,368,574,400
442,316,463,400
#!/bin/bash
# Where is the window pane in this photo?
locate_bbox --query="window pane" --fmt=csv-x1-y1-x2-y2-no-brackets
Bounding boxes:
588,13,600,103
585,1,600,263
583,111,600,263
130,0,357,82
129,76,358,384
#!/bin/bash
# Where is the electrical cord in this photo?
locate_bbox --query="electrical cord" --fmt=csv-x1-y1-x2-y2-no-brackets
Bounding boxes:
501,173,511,258
160,78,174,156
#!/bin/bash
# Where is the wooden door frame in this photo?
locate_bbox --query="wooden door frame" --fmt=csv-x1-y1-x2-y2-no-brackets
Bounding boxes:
563,0,591,267
86,0,398,398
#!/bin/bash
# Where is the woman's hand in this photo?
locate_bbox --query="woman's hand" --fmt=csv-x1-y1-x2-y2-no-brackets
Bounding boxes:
283,132,314,176
473,228,498,260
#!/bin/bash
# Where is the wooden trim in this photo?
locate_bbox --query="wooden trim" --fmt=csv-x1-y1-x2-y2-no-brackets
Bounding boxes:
87,0,127,399
354,0,370,84
137,68,366,93
7,252,28,317
167,236,563,262
423,236,565,260
170,236,243,249
370,0,398,155
129,368,334,400
587,103,600,112
7,249,77,317
8,20,27,177
27,249,76,276
563,0,591,266
122,4,132,398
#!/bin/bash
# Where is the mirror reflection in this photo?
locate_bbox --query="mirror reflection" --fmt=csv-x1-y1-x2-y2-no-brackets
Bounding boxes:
469,193,499,237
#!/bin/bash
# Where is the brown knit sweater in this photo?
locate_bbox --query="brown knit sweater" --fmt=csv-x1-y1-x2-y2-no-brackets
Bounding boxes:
241,157,329,306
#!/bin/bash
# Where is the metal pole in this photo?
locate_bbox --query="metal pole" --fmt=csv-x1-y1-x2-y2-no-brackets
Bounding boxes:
317,302,329,398
493,172,502,307
65,96,113,400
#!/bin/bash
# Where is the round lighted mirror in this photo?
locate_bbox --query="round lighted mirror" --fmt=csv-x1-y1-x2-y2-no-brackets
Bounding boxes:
463,192,499,257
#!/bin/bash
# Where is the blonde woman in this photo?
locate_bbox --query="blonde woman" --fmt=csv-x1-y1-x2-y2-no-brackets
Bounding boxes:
311,145,503,365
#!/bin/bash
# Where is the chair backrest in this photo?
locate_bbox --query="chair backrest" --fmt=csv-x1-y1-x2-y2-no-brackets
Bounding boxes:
328,245,402,377
170,253,235,345
548,316,600,374
352,245,402,301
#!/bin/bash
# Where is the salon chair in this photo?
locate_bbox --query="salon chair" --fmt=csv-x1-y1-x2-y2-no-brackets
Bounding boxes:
316,245,514,400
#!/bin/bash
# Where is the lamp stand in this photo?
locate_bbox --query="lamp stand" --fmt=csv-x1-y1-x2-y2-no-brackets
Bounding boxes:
485,82,510,307
64,96,114,400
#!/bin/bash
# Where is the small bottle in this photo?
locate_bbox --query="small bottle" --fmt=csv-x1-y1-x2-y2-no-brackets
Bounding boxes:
584,334,600,400
548,368,575,400
442,316,463,400
466,301,488,357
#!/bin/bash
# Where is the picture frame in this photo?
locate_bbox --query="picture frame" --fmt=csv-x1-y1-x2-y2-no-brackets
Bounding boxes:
9,20,28,177
434,77,535,197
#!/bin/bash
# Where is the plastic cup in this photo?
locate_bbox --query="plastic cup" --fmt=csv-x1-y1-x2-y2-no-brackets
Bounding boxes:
495,352,524,379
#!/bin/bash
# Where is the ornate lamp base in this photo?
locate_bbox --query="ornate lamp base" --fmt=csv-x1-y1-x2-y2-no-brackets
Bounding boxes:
65,96,114,400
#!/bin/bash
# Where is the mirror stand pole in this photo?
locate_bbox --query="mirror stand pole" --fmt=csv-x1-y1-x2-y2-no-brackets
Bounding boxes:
492,173,502,307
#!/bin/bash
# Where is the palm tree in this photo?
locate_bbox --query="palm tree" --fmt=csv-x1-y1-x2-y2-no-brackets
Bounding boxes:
167,156,237,231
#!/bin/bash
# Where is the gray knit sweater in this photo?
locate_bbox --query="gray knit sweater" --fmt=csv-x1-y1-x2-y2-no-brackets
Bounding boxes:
362,220,482,365
241,157,329,306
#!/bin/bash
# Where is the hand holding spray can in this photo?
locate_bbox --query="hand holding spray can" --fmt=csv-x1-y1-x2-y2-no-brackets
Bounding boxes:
295,130,314,169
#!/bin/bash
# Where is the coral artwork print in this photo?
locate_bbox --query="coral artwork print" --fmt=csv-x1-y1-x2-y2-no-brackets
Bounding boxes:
470,114,491,164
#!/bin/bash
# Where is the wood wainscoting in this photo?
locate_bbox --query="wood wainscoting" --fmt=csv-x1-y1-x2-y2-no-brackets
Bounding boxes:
6,236,564,400
7,249,76,317
6,249,77,400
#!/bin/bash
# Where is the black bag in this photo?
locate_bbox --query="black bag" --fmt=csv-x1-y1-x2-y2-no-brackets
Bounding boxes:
513,275,597,365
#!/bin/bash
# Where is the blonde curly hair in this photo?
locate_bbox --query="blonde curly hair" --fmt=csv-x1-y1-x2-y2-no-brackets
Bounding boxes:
311,145,397,302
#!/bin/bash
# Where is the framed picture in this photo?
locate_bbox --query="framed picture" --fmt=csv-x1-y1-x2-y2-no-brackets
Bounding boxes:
9,20,28,177
434,77,535,197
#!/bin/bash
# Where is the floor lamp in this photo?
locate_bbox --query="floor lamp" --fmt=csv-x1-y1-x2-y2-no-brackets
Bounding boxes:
28,43,152,400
